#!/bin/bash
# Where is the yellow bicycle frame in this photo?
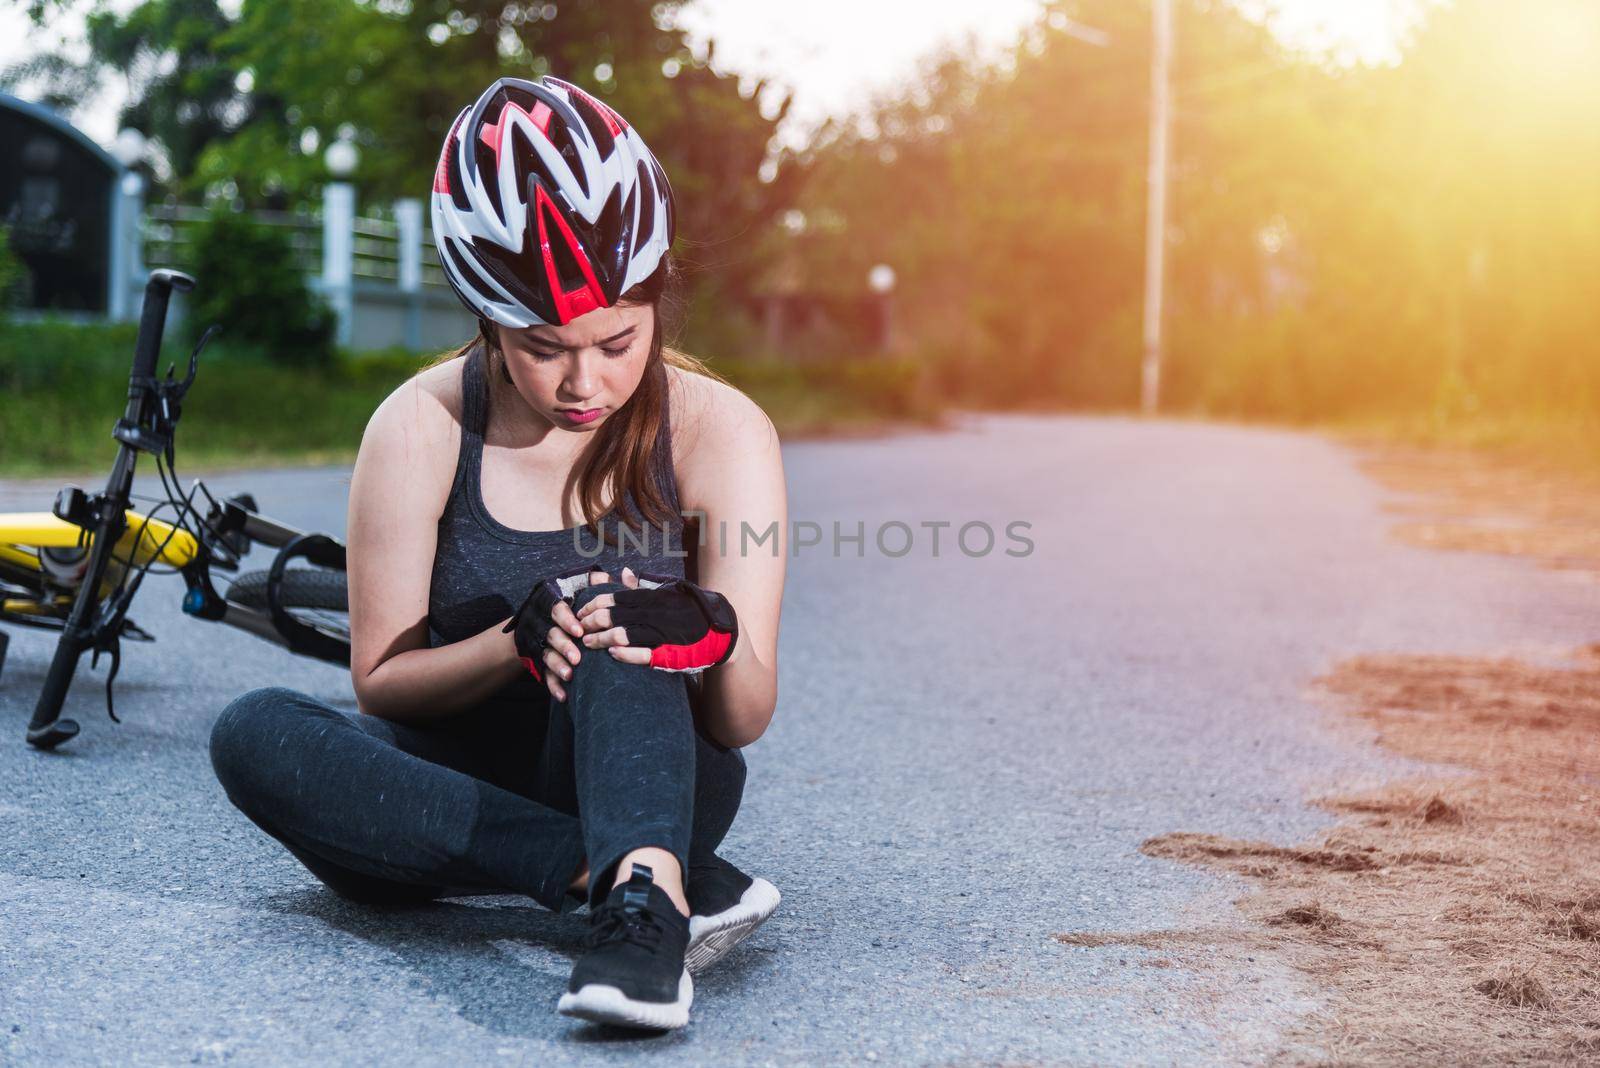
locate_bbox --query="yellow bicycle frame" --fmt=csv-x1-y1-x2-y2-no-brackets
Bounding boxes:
0,509,200,606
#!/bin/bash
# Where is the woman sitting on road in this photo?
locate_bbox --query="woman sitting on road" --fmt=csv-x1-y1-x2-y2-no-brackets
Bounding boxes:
208,75,787,1033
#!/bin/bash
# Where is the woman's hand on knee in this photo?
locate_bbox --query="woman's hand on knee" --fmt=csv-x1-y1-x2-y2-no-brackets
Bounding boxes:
563,567,639,624
575,566,739,675
504,567,615,699
571,566,640,643
538,616,585,701
502,565,633,700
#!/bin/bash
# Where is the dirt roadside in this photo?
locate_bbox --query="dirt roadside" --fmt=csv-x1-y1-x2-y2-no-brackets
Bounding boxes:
1356,442,1600,576
1056,441,1600,1066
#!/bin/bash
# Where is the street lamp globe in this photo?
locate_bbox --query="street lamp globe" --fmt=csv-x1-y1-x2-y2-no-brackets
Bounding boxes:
324,138,360,179
867,263,897,295
111,127,147,169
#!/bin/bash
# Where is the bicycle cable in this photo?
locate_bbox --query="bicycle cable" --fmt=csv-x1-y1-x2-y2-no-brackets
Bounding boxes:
78,452,215,722
156,450,245,572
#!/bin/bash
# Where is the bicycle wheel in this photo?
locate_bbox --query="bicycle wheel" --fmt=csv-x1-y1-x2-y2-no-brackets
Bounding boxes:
227,568,350,644
227,569,347,611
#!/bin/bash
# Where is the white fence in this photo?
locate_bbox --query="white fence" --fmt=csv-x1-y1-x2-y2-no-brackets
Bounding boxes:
122,189,475,352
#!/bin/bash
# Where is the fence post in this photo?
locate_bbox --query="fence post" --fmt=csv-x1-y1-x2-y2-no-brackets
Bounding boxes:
322,182,356,348
394,197,423,351
109,171,145,321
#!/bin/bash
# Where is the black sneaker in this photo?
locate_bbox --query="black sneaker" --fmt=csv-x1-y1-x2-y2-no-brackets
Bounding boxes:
685,854,781,974
557,863,693,1030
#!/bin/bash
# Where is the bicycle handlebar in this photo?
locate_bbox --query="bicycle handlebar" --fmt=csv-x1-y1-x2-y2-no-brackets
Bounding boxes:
130,269,195,384
26,268,195,749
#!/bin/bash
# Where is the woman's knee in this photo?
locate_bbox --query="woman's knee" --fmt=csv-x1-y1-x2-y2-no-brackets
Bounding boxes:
566,582,683,693
209,686,323,795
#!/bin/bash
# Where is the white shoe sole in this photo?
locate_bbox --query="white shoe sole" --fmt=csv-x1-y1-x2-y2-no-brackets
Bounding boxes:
557,969,693,1030
684,877,781,974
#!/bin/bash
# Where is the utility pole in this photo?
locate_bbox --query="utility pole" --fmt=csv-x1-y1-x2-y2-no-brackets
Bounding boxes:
1141,0,1173,415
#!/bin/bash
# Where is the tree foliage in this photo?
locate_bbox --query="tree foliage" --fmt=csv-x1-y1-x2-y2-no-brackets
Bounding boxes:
17,0,800,318
183,208,338,365
793,0,1600,429
0,226,25,312
16,0,1597,435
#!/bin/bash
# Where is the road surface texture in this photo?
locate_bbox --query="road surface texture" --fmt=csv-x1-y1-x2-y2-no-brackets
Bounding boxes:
2,414,1594,1065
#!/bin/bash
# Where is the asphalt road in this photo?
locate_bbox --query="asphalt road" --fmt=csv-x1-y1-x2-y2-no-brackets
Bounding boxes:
2,414,1595,1066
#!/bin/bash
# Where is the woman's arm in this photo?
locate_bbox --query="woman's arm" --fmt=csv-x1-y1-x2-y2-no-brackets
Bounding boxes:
673,377,787,748
346,375,524,722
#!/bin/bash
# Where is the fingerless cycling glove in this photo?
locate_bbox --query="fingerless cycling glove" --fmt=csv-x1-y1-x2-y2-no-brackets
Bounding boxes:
610,570,739,674
503,565,596,682
503,566,739,680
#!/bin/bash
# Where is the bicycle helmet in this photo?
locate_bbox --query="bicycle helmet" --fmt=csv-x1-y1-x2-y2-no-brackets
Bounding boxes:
430,76,677,328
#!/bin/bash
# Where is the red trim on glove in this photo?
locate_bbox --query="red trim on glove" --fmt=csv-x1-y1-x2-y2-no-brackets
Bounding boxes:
519,655,544,682
648,628,733,672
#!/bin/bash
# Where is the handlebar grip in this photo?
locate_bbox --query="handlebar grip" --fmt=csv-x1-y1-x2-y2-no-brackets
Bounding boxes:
130,269,196,383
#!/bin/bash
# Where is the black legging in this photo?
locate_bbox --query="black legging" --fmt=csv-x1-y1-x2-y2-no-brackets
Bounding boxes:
208,580,746,912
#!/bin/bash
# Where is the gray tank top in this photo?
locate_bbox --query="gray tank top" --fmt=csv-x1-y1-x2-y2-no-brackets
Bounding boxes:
427,342,691,706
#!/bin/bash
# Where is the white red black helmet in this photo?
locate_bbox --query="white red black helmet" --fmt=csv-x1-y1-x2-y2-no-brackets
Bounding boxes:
430,76,676,328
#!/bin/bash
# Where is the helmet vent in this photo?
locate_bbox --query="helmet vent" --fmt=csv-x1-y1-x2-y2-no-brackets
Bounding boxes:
545,118,589,197
544,199,591,293
474,135,505,221
632,160,656,255
573,98,617,160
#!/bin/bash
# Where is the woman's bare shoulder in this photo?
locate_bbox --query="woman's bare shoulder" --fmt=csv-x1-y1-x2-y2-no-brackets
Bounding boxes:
666,363,781,510
410,354,469,417
356,357,467,509
666,363,777,457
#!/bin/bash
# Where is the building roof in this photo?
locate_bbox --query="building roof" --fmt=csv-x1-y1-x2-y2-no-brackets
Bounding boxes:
0,91,121,175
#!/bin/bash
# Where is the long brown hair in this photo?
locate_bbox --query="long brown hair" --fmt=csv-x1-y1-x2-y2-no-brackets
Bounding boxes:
423,255,726,548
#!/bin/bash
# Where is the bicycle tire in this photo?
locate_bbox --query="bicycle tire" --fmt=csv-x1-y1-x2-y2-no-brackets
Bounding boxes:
227,568,349,613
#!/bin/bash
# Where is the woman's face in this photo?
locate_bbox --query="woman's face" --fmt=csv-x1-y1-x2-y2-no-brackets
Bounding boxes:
494,302,656,432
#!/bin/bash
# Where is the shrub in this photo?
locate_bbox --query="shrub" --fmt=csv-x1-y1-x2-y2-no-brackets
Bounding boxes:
183,207,337,366
0,225,24,313
0,318,419,475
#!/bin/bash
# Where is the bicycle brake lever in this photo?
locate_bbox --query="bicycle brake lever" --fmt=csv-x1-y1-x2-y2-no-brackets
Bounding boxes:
178,325,219,398
89,633,123,724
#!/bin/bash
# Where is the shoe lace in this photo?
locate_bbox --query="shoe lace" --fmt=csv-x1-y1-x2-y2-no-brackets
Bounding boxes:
584,902,665,952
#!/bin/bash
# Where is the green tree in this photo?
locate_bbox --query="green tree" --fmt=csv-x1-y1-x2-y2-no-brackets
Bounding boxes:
0,226,26,312
792,1,1159,403
196,1,800,306
184,208,338,365
793,0,1600,430
16,0,801,327
6,0,270,193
